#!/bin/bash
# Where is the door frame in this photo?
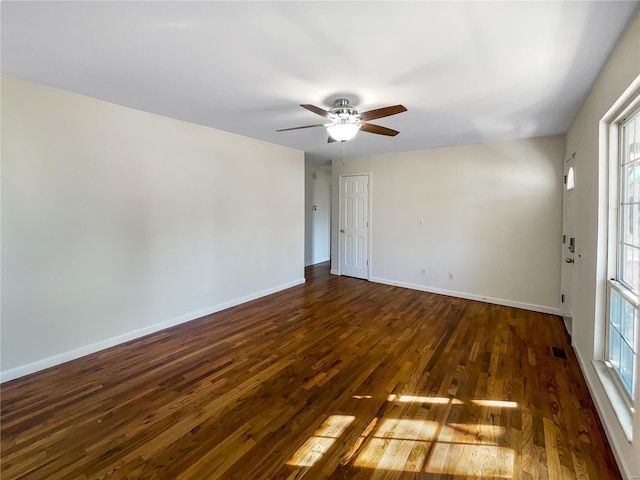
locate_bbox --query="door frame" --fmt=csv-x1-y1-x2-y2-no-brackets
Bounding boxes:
338,172,372,279
561,153,576,331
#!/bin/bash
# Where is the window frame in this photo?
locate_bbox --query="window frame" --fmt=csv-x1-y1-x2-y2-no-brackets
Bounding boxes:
605,282,637,404
617,105,640,295
605,101,640,404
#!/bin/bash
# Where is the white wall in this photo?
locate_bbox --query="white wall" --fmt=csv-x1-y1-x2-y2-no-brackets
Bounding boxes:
304,164,331,266
1,76,304,380
331,135,565,314
564,10,640,479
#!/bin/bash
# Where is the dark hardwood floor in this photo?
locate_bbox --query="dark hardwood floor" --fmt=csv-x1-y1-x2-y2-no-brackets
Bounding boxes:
1,262,621,479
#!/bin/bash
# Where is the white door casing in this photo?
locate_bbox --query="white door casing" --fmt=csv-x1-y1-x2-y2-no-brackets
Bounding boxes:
561,155,576,325
339,174,370,279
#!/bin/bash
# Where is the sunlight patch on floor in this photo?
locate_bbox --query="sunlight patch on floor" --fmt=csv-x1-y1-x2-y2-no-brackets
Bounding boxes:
439,423,505,445
351,417,513,474
471,399,518,408
387,394,463,405
376,418,439,441
354,418,439,471
286,415,355,467
356,438,431,472
425,443,514,478
288,394,518,472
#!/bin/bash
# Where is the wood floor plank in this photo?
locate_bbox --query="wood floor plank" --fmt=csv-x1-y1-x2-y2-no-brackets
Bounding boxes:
0,262,622,479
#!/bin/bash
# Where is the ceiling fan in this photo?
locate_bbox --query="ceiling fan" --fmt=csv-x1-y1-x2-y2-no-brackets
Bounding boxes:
277,99,407,143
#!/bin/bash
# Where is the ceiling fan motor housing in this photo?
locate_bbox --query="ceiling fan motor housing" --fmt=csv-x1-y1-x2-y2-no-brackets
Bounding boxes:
329,99,360,122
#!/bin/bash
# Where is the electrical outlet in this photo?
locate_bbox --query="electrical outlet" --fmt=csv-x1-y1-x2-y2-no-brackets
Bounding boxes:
436,269,442,278
421,267,426,275
202,284,209,295
449,273,454,280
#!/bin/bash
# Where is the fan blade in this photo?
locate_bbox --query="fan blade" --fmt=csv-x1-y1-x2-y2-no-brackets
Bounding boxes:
276,124,325,132
360,122,400,137
301,104,331,118
327,136,336,143
359,105,407,121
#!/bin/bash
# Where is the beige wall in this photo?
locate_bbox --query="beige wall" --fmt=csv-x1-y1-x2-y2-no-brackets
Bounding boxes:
564,10,640,479
1,76,304,380
332,135,565,314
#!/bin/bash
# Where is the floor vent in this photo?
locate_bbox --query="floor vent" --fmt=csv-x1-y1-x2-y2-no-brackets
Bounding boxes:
551,346,568,360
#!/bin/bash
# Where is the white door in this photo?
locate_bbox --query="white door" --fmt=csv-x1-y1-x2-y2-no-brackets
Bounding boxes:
340,174,370,279
561,155,576,329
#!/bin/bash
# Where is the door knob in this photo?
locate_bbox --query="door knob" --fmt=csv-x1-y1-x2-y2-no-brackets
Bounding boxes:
565,258,574,263
340,229,345,233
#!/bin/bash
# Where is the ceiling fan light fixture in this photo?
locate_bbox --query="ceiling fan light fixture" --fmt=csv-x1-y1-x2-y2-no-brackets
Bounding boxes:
277,99,406,142
327,121,361,141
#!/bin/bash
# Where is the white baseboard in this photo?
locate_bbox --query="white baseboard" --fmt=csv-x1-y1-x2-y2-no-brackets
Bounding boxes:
563,316,573,336
0,278,305,383
573,345,633,479
330,269,339,275
369,276,561,315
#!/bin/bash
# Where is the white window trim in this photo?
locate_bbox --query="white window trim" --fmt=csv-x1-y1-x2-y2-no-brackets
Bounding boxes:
607,105,639,403
592,360,633,442
597,80,640,442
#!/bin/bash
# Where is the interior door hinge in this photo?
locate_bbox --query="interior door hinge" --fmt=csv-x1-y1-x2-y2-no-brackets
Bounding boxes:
561,294,565,303
366,260,369,266
564,175,567,184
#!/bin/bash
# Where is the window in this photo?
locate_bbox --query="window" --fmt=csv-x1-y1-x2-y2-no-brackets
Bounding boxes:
618,109,640,294
566,166,575,190
607,104,640,400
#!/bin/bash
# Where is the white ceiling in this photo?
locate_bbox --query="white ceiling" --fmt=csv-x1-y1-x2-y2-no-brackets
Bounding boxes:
2,1,638,166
